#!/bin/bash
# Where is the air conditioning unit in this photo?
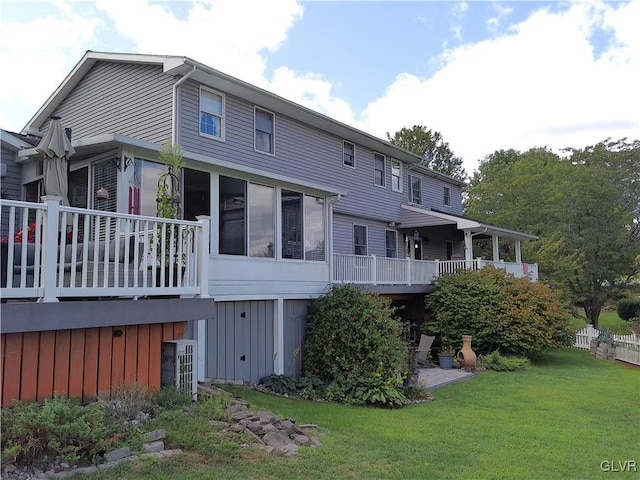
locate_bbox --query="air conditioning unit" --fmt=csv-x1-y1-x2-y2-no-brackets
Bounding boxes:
161,340,198,399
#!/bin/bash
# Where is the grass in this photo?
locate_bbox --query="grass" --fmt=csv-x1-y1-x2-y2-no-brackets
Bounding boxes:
571,310,633,334
68,349,639,480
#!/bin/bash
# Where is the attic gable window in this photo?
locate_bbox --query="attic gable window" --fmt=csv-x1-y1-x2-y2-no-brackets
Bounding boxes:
200,87,225,140
343,141,355,167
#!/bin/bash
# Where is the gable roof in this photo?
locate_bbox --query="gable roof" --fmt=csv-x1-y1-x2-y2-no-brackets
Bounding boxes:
23,51,428,169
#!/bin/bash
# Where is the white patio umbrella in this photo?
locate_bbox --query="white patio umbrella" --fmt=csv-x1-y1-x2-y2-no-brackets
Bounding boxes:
36,116,75,206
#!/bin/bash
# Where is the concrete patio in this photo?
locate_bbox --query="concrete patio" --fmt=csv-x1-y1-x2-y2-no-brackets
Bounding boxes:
418,367,476,389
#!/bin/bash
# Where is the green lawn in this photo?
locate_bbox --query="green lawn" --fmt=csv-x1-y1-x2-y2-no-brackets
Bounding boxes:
75,349,639,480
571,310,633,334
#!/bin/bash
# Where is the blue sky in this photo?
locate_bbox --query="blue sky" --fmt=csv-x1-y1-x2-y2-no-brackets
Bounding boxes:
1,0,638,174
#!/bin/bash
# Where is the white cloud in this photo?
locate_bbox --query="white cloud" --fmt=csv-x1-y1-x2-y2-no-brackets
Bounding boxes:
94,0,303,87
268,67,358,127
361,0,640,174
0,1,102,131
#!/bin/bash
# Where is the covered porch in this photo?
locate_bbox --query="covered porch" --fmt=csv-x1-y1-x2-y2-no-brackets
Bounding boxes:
332,205,539,287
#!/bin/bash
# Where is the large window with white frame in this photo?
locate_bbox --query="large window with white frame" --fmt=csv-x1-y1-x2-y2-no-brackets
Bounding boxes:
409,175,421,205
443,186,451,206
255,107,275,154
385,230,397,258
281,190,326,261
353,224,367,255
374,152,385,187
219,176,276,257
391,160,401,192
343,141,355,167
249,183,275,257
200,87,225,139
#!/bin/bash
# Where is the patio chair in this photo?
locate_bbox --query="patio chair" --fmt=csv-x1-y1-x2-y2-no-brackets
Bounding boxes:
416,334,436,367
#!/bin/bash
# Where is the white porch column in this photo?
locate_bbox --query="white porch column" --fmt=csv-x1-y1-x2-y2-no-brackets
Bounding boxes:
274,298,285,375
492,235,500,262
515,240,522,263
464,230,473,262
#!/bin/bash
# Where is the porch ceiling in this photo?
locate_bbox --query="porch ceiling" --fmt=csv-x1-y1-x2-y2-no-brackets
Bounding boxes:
400,204,538,241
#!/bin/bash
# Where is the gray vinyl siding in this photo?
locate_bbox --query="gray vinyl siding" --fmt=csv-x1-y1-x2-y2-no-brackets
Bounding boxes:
1,143,23,239
421,226,464,260
178,80,454,223
283,299,312,378
333,212,396,257
1,144,22,201
47,62,173,144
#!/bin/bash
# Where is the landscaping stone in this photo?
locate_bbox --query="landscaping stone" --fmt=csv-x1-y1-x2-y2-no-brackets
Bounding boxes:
104,446,131,462
142,441,165,453
141,429,166,443
262,431,292,448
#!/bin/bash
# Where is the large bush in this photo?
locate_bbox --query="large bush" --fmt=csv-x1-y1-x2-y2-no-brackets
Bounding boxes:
425,267,574,358
303,284,408,405
617,298,640,320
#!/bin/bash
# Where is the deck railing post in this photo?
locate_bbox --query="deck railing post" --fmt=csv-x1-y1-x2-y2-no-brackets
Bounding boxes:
38,196,61,303
406,257,412,286
196,215,210,298
371,255,377,285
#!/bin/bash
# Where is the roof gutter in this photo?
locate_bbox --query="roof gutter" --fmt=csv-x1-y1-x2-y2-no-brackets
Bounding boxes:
171,63,197,145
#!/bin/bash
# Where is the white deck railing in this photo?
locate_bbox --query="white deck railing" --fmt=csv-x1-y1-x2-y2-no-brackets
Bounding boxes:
333,254,538,285
1,197,209,302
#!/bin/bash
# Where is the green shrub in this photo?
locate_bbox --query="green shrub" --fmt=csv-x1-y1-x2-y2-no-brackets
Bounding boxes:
151,386,194,412
481,350,530,371
617,298,640,320
1,396,116,468
303,284,408,407
425,267,574,358
259,374,325,400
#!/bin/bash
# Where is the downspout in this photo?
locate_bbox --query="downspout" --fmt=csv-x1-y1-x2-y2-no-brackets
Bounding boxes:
171,64,197,145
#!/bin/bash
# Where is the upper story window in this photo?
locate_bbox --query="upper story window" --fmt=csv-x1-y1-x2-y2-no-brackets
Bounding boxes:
385,230,397,258
343,141,355,167
391,160,401,192
444,186,451,206
409,175,422,205
255,107,275,154
200,87,225,140
374,152,385,187
353,224,367,255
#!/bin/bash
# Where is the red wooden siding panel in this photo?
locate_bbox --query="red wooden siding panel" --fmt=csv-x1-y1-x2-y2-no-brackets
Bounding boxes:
97,327,113,399
68,329,86,399
124,325,138,387
20,332,40,402
136,324,150,387
1,322,185,406
37,331,56,401
148,324,163,391
3,333,23,406
83,328,100,400
110,328,126,388
53,330,71,398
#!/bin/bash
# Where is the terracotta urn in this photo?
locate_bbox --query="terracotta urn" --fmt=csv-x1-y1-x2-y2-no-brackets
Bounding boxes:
456,335,477,367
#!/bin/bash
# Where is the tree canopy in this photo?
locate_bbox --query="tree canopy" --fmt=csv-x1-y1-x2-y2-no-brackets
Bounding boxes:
387,125,467,181
466,139,640,327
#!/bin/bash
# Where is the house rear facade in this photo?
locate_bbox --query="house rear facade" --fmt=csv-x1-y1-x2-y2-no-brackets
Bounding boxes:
0,51,537,404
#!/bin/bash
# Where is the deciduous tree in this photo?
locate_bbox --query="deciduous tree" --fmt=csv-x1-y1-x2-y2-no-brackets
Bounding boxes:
387,125,467,181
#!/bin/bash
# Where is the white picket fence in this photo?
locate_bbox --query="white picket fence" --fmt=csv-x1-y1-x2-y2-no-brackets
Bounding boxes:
574,324,640,365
